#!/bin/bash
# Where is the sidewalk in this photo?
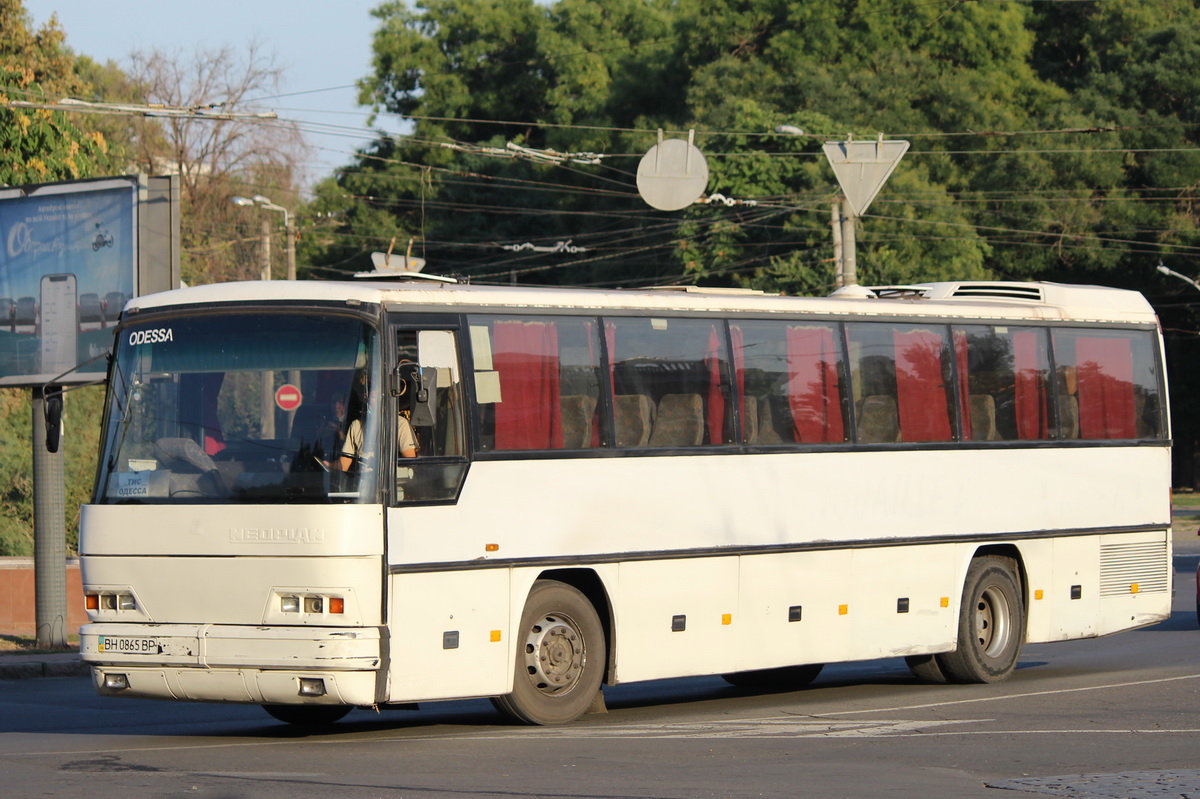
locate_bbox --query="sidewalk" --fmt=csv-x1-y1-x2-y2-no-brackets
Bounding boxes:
0,651,88,680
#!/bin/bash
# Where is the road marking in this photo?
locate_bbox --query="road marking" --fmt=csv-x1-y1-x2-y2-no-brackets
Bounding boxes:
3,672,1199,755
815,672,1200,717
468,717,989,740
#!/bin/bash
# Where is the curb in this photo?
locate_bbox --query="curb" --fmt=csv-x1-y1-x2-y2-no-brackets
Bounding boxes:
0,654,89,680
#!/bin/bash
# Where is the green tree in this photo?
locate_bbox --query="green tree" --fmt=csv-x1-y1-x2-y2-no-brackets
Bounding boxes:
307,0,1200,302
0,0,117,183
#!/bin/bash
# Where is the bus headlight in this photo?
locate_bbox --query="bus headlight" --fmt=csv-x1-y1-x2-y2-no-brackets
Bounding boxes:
266,590,351,624
84,588,145,620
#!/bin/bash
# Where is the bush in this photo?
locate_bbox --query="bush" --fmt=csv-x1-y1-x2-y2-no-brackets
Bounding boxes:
0,385,104,556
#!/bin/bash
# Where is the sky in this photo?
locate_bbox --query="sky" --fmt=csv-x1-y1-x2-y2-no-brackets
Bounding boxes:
25,0,402,188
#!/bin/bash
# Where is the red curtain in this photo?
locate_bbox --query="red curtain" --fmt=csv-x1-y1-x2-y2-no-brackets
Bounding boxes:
1012,331,1049,440
705,326,726,444
203,373,226,455
787,326,844,443
1076,337,1136,439
493,321,563,450
894,329,951,441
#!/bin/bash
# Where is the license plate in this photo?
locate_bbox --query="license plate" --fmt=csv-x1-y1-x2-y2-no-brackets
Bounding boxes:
98,636,161,655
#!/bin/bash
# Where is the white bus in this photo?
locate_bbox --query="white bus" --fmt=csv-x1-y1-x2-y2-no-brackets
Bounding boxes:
80,278,1172,726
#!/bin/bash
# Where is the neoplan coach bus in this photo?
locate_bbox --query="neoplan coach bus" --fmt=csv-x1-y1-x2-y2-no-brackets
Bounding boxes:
79,278,1172,726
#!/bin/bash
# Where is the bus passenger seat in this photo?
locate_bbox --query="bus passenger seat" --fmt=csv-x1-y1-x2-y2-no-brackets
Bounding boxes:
757,398,784,444
1058,395,1080,439
649,393,704,448
560,394,598,449
968,394,1001,441
740,395,759,443
857,395,900,443
614,394,655,448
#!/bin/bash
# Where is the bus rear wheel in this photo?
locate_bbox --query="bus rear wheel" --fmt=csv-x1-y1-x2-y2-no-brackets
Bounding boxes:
491,580,605,725
937,556,1025,683
721,664,823,692
261,704,352,727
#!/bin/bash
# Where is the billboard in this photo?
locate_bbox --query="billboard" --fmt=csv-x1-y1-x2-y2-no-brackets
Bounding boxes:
0,177,138,386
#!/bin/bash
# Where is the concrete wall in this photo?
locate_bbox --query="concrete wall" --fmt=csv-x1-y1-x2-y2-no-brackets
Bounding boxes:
0,558,86,636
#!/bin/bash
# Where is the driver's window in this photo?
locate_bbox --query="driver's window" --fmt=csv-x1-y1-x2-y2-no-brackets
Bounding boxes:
393,328,467,503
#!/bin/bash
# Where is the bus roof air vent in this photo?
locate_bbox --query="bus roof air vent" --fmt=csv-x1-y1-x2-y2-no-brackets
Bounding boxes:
865,286,931,299
949,283,1044,302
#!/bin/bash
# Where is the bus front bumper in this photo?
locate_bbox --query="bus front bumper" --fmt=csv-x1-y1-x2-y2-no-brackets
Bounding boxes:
80,623,382,706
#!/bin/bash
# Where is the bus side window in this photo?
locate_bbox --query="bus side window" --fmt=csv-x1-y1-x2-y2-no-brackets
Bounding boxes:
393,329,468,503
606,317,733,448
846,323,954,444
467,315,605,452
730,321,848,445
953,325,1052,442
1051,329,1163,440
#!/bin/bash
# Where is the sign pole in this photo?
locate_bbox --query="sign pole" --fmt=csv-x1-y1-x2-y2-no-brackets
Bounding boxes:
831,202,845,288
840,207,858,288
32,386,67,648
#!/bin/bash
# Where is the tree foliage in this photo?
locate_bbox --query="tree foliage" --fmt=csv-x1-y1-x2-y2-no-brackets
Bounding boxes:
308,0,1200,298
0,0,118,183
125,42,308,285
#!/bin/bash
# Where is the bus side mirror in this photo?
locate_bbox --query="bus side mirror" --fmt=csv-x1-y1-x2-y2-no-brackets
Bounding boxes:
411,367,437,427
44,393,63,453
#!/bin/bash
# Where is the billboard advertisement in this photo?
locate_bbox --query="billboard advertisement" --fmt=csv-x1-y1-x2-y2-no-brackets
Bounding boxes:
0,177,138,386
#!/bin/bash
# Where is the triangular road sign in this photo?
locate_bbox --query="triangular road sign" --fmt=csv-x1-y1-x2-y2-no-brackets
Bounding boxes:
822,139,909,216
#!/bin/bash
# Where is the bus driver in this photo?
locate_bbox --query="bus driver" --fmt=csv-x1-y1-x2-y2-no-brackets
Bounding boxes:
340,379,418,472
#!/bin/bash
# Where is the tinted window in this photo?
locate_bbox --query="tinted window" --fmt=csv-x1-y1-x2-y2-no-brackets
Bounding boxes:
605,317,732,448
845,322,954,443
953,325,1052,441
731,321,848,444
468,315,604,452
1051,329,1163,440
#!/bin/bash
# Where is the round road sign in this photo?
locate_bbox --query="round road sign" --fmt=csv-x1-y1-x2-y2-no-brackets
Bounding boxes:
636,138,709,211
275,384,303,412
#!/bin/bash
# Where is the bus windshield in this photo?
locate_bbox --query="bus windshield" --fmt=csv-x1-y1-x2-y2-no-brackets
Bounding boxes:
95,312,381,505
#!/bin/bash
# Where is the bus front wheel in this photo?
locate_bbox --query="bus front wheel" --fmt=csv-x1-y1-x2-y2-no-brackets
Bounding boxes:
492,580,605,725
937,556,1025,683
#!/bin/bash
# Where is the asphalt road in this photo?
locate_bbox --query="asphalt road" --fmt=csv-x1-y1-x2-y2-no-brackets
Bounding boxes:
1,538,1197,799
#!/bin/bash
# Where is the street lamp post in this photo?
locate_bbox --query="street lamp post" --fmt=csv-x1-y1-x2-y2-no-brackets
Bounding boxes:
232,194,296,439
231,194,295,281
1157,262,1200,293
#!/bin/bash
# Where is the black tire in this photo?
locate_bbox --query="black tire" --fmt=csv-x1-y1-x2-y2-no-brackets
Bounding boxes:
491,580,605,725
261,704,352,727
721,663,823,692
905,654,950,684
936,556,1025,684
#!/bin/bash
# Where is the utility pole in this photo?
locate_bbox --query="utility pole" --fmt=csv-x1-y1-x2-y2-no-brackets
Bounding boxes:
32,386,66,647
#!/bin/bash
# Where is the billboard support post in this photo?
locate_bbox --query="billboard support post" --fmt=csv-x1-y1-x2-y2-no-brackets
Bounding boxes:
32,385,67,648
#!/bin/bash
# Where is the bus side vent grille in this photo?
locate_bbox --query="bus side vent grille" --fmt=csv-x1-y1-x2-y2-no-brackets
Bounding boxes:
1099,541,1170,596
950,284,1044,302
